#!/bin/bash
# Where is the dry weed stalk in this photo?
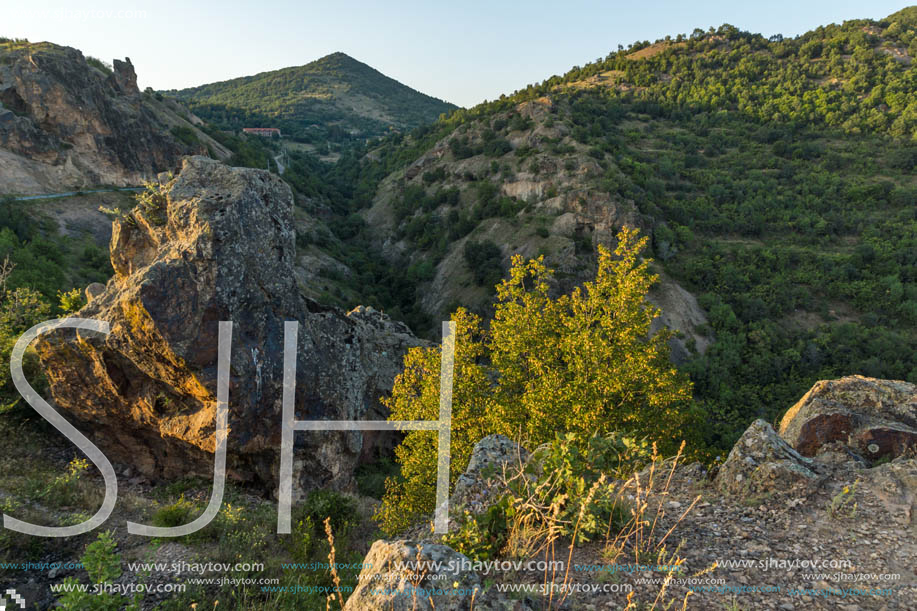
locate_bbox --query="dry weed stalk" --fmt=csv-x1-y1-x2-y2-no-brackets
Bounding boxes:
0,254,14,295
324,517,345,610
605,441,706,610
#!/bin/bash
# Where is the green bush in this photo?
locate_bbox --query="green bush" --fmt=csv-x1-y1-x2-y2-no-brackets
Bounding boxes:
170,125,199,147
445,432,645,560
377,229,695,534
463,240,503,287
302,489,357,535
152,495,196,528
57,531,140,610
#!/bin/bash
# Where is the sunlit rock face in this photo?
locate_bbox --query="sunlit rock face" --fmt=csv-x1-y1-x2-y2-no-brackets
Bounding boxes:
37,156,423,496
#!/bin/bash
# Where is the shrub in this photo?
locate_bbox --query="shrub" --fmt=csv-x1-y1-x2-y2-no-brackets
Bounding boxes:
57,531,140,610
152,495,196,528
483,138,512,157
377,228,695,533
445,432,646,561
57,288,85,315
85,56,112,75
463,240,503,287
302,490,357,535
170,125,199,147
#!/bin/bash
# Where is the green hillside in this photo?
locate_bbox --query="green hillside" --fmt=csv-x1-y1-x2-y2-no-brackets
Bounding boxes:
291,7,917,453
168,52,457,143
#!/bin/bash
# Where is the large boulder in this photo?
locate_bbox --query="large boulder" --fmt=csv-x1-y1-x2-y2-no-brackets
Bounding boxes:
716,419,821,496
36,157,423,495
779,376,917,463
344,540,530,610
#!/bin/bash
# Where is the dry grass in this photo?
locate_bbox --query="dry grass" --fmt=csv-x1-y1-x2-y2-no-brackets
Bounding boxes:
600,441,710,610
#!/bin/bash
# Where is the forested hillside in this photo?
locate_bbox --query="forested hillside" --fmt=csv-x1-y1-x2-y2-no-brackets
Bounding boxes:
291,7,917,452
168,52,456,144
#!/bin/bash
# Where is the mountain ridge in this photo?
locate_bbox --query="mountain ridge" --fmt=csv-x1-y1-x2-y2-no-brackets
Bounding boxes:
168,52,457,143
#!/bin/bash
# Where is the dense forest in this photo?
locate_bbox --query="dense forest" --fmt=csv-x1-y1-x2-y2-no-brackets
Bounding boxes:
284,7,917,453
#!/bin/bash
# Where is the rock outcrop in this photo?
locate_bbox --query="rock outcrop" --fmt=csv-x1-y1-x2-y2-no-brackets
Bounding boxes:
716,419,822,495
36,157,423,495
779,375,917,463
111,57,139,94
344,540,531,610
0,42,228,194
450,434,528,515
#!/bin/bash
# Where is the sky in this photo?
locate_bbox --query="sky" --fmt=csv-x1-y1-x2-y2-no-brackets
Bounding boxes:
4,1,911,108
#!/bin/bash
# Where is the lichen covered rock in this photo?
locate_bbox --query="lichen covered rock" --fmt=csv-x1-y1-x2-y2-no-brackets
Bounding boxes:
344,539,530,610
36,156,423,495
779,375,917,463
450,434,529,515
716,419,821,496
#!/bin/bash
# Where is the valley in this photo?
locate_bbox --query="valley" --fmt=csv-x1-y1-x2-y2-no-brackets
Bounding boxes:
1,6,916,610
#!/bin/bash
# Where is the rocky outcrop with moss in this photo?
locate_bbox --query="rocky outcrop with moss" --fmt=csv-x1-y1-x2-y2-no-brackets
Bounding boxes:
36,156,423,496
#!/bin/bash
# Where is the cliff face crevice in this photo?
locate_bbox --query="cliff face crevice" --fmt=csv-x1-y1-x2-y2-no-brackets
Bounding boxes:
37,156,424,496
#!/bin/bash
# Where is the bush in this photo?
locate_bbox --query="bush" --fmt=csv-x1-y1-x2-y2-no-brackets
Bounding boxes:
463,240,503,287
377,228,695,533
85,56,112,75
57,531,140,610
302,489,357,535
355,458,401,499
152,495,196,528
445,432,646,561
170,125,199,147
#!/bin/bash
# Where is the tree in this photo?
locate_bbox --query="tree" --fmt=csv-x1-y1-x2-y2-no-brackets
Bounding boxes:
376,228,695,533
463,240,503,286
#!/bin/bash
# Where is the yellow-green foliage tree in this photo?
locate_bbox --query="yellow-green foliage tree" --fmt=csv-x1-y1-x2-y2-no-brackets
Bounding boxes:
376,228,695,534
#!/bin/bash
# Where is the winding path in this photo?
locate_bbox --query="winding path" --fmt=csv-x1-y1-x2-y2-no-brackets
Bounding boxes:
7,187,142,202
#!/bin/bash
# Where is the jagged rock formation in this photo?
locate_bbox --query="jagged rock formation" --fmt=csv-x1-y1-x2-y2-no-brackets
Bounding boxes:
36,157,423,495
0,42,229,195
715,419,822,496
779,375,917,463
344,540,531,610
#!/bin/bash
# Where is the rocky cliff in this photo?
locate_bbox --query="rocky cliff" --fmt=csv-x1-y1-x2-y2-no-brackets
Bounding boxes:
36,156,423,496
0,41,230,195
362,98,711,355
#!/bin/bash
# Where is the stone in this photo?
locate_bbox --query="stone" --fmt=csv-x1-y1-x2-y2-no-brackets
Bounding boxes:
111,57,139,94
716,419,821,496
451,435,529,515
0,42,229,195
36,157,424,495
344,539,530,610
85,282,105,303
859,458,917,527
779,376,917,463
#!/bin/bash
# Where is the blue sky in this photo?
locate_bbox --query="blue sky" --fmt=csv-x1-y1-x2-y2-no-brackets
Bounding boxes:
5,1,910,107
